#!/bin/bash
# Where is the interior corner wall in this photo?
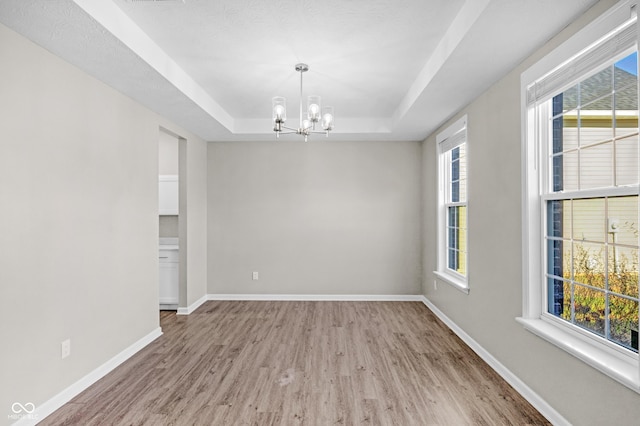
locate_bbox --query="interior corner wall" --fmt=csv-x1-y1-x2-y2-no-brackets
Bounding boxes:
176,131,208,308
421,1,640,424
0,22,208,418
207,140,422,296
185,135,208,307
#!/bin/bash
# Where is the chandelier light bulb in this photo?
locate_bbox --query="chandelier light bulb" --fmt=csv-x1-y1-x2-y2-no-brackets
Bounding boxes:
322,114,333,130
274,105,285,121
322,106,334,131
272,96,286,123
307,96,321,123
309,104,319,118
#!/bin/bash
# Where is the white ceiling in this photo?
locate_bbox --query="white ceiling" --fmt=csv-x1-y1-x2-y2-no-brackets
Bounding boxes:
0,0,598,142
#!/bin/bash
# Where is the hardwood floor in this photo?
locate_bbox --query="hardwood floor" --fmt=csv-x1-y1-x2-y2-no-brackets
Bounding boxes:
41,301,550,425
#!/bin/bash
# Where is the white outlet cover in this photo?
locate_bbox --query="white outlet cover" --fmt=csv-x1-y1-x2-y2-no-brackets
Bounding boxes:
61,339,71,359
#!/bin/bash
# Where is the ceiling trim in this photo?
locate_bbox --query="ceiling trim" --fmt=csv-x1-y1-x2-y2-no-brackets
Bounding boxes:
72,0,235,131
392,0,492,127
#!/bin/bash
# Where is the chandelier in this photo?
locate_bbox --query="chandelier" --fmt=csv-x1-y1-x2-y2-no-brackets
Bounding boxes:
272,63,334,141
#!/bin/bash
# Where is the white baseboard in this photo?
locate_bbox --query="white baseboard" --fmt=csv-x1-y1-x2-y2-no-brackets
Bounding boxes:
419,296,569,426
174,293,423,316
206,294,424,301
13,327,162,426
176,293,208,315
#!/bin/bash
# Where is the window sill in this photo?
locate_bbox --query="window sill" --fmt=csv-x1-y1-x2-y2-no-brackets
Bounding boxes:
433,271,470,294
516,317,640,393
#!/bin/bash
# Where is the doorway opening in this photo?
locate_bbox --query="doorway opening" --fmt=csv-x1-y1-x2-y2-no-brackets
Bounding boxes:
158,128,180,310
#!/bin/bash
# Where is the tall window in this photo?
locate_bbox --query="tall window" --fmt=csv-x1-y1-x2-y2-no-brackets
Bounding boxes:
521,3,640,391
436,116,468,292
546,51,639,352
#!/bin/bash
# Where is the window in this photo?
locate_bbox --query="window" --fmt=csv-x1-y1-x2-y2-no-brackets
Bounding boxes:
546,53,639,351
435,115,468,292
520,1,640,392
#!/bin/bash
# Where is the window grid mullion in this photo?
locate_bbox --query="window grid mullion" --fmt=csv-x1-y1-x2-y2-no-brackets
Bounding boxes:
543,185,639,201
571,198,576,323
605,196,611,341
577,86,582,190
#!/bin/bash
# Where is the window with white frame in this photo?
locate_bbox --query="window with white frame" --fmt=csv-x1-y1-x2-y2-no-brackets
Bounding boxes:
520,1,640,391
436,116,468,292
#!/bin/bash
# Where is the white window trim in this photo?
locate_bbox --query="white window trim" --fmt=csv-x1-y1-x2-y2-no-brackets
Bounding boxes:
435,114,469,294
519,0,640,392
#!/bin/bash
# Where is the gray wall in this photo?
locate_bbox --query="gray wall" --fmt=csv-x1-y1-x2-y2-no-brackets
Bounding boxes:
158,131,179,176
0,22,208,419
208,140,422,295
159,216,179,237
422,1,640,424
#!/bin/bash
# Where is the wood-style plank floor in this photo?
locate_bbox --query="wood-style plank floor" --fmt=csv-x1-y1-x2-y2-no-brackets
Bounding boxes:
41,301,550,425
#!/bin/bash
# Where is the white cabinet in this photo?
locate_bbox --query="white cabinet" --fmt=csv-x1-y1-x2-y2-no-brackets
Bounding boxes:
159,248,179,308
159,175,178,215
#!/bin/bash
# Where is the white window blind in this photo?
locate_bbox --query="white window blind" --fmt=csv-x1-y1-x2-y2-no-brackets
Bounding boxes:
526,16,637,107
437,117,467,152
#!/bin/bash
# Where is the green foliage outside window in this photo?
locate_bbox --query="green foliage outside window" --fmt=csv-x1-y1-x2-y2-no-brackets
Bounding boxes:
562,237,639,349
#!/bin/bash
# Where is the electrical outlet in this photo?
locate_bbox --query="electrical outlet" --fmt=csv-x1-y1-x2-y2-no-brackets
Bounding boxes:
434,280,438,290
61,339,71,359
252,271,259,280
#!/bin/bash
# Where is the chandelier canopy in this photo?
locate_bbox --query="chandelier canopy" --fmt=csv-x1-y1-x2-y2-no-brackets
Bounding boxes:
272,63,334,141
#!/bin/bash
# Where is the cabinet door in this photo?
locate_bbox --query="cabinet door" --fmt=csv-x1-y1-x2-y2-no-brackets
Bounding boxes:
159,262,179,304
159,175,178,215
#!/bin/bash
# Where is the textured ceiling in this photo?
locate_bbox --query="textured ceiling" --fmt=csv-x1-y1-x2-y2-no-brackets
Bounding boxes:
114,0,464,119
0,0,600,142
